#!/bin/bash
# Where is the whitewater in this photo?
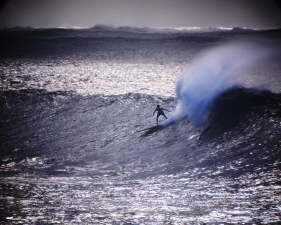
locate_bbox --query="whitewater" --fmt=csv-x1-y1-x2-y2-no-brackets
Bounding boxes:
1,26,281,224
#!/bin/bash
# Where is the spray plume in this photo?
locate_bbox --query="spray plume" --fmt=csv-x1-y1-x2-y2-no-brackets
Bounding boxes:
164,42,273,126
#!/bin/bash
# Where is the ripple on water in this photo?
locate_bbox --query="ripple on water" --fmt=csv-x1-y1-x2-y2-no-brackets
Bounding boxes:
1,168,281,224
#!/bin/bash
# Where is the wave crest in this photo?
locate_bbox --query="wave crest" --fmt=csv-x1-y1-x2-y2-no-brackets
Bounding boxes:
168,42,275,126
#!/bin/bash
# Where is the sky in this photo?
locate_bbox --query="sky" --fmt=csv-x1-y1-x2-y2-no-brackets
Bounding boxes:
0,0,281,29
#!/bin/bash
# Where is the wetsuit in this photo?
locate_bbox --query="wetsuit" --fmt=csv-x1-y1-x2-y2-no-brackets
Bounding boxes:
153,107,167,124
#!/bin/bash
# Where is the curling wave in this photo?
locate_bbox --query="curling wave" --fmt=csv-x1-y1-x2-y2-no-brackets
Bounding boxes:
166,42,276,126
0,88,281,178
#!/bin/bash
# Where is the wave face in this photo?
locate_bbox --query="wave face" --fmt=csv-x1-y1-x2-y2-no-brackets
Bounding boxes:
0,87,280,175
1,88,281,223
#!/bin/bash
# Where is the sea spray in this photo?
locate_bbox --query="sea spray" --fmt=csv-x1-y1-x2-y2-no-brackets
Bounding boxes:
164,42,274,126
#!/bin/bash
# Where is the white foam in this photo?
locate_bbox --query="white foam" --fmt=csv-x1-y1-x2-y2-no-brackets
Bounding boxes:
168,42,274,126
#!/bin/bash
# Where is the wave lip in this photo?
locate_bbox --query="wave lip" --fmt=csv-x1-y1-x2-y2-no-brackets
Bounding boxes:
172,42,276,126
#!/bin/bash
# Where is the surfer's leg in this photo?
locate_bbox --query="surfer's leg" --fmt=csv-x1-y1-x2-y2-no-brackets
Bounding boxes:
156,114,159,125
161,112,167,119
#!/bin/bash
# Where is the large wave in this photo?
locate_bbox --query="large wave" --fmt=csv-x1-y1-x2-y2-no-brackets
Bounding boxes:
165,42,276,126
1,88,280,176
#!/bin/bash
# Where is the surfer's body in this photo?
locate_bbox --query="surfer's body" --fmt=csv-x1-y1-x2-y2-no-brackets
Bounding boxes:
153,105,169,125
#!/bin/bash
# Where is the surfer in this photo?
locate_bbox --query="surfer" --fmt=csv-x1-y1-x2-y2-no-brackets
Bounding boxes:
153,105,170,125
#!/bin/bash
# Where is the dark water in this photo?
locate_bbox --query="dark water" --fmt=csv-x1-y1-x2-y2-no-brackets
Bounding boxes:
1,88,281,224
1,26,281,224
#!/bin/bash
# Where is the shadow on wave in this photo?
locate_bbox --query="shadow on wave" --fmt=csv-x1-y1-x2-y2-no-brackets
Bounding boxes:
200,86,281,142
193,86,281,177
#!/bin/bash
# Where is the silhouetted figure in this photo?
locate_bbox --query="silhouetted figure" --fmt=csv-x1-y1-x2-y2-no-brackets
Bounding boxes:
153,105,170,125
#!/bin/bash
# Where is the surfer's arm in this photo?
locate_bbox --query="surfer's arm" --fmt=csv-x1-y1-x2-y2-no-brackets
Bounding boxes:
153,109,157,116
162,108,171,112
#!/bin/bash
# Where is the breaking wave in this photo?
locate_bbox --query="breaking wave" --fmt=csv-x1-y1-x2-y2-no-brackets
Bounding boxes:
0,87,280,177
166,42,276,126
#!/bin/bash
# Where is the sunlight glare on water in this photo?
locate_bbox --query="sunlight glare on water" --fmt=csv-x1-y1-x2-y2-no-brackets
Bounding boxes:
2,168,281,224
1,59,185,97
1,28,281,224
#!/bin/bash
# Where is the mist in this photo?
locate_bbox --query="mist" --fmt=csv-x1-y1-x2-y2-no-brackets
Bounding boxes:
165,42,276,126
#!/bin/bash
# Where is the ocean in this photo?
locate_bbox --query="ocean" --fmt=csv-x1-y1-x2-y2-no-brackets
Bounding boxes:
1,25,281,224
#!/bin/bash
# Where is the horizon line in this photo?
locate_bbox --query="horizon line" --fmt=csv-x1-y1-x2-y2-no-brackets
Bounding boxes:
1,24,280,31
